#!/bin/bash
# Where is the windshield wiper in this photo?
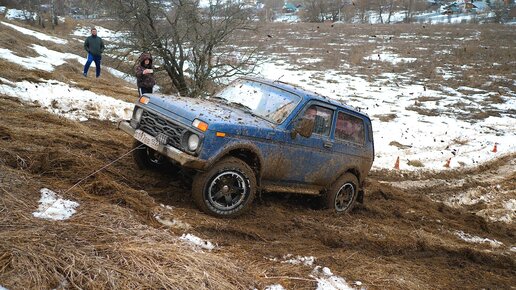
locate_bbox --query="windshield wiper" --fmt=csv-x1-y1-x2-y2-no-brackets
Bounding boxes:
209,96,229,104
228,101,253,112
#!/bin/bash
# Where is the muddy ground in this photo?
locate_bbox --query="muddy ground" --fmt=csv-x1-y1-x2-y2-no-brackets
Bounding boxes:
0,95,514,289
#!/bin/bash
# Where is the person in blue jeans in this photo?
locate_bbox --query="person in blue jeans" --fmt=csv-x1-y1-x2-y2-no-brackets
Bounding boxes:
83,27,105,78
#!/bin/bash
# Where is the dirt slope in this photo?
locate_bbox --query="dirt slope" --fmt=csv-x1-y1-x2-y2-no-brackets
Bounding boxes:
0,95,514,289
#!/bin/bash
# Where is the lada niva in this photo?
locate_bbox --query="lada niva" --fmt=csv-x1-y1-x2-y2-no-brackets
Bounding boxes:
118,77,374,217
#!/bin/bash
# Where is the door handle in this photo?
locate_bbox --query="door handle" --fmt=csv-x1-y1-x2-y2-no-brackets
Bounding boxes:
323,142,333,149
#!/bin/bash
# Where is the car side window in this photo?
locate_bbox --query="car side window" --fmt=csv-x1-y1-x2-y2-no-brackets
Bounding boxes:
303,105,333,136
335,111,365,145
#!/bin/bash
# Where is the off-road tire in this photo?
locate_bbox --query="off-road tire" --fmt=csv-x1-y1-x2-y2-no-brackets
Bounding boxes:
192,157,256,218
132,140,170,171
325,173,359,214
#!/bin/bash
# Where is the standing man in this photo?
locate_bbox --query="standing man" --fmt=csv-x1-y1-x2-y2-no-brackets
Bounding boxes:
83,27,105,78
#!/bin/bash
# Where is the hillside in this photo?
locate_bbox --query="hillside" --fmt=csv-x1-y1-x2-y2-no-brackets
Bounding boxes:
0,14,515,290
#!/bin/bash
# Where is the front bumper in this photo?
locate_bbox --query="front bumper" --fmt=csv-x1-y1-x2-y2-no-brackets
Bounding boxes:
118,120,206,170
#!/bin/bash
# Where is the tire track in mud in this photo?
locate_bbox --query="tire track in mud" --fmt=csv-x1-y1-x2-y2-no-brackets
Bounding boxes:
1,95,514,289
375,155,516,224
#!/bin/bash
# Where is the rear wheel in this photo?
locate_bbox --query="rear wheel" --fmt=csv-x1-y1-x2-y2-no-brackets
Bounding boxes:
132,140,168,170
325,173,359,214
192,157,256,217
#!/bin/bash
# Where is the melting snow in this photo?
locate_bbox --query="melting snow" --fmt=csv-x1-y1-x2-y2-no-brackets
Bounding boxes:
264,285,286,290
1,21,67,44
5,8,36,21
280,254,315,266
365,53,416,64
72,25,128,42
0,78,133,122
154,215,190,230
311,266,355,290
32,188,79,221
179,233,215,250
455,231,503,248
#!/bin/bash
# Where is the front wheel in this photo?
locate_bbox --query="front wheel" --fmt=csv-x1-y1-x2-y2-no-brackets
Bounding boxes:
192,157,256,218
325,173,359,214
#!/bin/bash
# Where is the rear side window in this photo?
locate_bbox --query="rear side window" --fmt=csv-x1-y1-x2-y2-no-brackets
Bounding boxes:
303,105,333,136
335,112,365,145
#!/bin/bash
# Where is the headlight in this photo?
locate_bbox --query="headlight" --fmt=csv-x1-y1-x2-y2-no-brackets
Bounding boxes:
134,108,143,122
187,134,200,151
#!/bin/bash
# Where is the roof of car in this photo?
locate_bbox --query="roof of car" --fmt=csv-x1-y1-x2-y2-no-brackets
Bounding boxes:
241,77,370,118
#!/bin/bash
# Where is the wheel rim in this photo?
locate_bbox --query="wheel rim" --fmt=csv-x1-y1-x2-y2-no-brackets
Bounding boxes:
334,182,355,212
207,171,248,211
147,147,165,164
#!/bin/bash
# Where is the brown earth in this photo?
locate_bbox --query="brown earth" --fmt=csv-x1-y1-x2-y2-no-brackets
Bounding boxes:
0,95,514,290
0,18,514,290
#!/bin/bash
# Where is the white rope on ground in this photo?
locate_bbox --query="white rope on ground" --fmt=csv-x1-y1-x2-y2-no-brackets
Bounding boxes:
63,143,144,194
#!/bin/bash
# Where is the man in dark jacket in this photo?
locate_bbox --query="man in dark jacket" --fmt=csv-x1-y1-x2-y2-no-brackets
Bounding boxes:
135,52,156,96
83,27,105,78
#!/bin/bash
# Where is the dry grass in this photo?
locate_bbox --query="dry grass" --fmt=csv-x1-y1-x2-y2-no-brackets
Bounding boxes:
375,113,397,122
407,159,425,167
0,96,258,289
0,177,256,289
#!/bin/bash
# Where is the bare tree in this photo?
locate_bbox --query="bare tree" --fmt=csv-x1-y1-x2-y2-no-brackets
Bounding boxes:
301,0,343,22
103,0,261,97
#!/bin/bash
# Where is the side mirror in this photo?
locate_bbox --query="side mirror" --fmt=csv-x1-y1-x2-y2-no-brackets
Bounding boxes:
291,117,315,139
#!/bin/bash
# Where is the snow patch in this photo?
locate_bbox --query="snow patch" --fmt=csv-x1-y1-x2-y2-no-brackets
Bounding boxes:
180,233,215,250
1,21,67,44
455,231,503,248
0,43,136,83
0,78,133,122
365,53,416,64
72,25,128,42
311,266,355,290
32,188,79,221
264,284,286,290
5,9,36,21
281,254,315,266
298,58,323,64
154,215,190,230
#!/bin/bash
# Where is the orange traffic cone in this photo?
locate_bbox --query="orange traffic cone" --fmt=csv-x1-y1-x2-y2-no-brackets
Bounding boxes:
444,158,451,168
492,143,497,153
394,156,400,170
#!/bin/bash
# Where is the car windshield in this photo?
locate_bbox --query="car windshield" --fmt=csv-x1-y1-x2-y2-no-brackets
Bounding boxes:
214,80,302,124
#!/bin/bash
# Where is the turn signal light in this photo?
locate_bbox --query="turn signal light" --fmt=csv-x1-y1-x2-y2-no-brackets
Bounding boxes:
192,119,209,132
216,132,226,137
139,96,150,104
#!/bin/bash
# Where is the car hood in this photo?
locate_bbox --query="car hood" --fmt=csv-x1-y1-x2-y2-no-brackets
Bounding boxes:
147,94,276,131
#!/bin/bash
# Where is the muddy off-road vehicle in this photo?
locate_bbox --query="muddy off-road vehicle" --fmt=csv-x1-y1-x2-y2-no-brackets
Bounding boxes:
118,77,374,217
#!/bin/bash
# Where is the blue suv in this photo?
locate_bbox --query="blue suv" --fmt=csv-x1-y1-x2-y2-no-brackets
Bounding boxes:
118,77,374,217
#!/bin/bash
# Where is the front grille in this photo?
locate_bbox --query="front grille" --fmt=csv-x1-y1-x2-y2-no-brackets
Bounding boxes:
139,110,186,149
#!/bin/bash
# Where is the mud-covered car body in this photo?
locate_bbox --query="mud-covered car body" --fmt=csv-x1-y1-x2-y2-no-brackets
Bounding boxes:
119,77,374,217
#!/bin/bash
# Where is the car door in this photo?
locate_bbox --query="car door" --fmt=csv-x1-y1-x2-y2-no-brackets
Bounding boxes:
300,104,338,185
261,103,334,184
